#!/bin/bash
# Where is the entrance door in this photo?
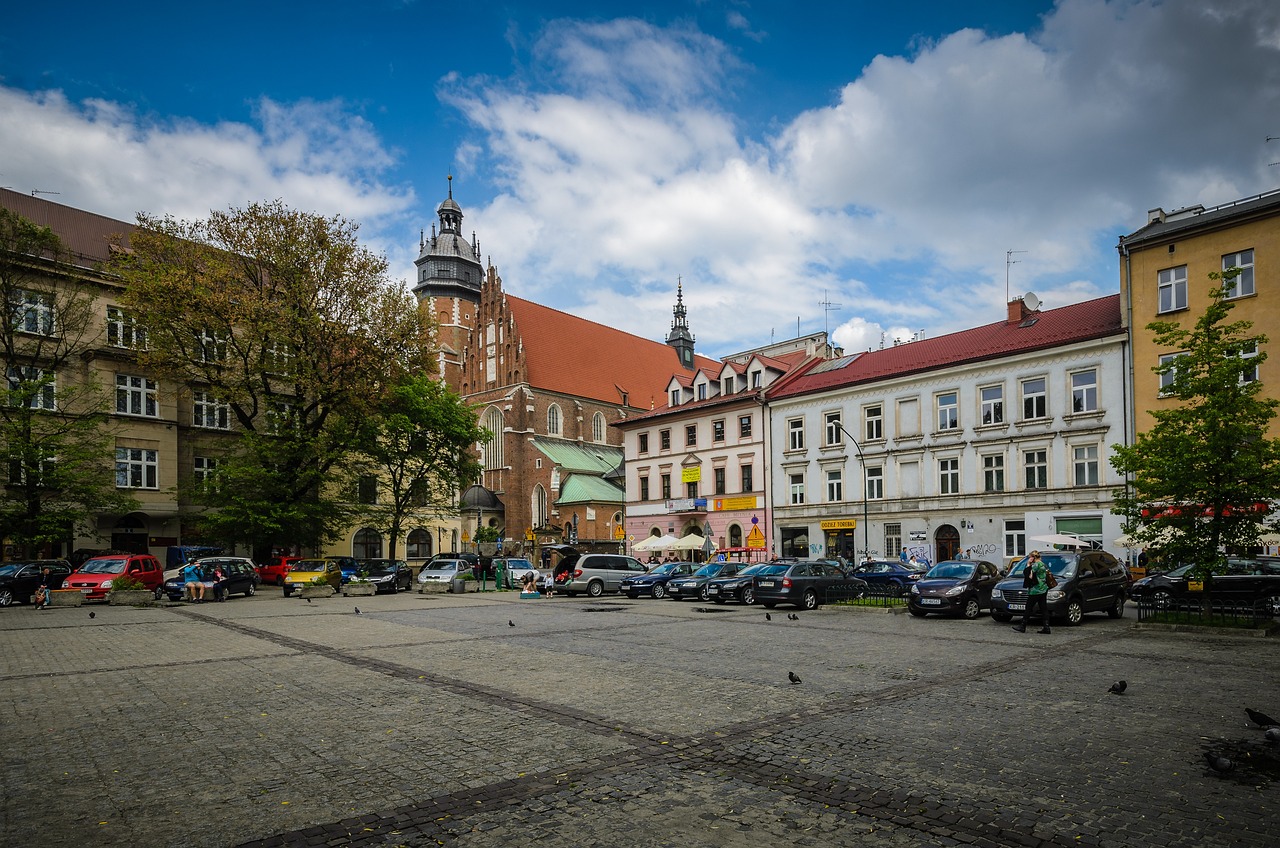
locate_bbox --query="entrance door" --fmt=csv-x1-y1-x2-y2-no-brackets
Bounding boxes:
935,524,960,562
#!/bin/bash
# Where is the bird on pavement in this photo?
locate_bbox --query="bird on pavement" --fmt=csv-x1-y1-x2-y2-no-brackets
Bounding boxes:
1109,680,1127,695
765,613,771,621
88,611,95,619
1204,751,1234,775
1246,707,1279,728
305,597,312,604
353,606,362,615
788,613,799,621
1266,727,1280,743
508,620,515,627
788,671,802,685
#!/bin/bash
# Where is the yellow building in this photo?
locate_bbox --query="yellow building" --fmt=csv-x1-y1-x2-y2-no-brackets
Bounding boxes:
1118,189,1280,438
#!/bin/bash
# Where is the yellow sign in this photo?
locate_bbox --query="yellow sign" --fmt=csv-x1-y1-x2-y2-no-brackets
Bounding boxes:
820,519,858,530
681,466,701,483
1188,580,1204,592
614,525,625,539
525,529,535,541
746,525,766,549
714,496,757,511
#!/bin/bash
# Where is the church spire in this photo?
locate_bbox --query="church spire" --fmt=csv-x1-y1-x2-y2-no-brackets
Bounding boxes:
666,277,696,369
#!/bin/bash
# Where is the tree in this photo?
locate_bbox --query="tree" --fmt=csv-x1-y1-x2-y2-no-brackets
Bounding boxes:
0,208,138,558
111,201,436,560
357,374,486,559
1111,269,1280,577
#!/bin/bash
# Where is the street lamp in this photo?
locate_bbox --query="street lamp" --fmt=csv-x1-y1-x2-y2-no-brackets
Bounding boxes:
832,420,869,561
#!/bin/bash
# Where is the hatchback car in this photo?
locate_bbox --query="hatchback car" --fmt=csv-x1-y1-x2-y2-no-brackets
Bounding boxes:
495,557,542,589
554,551,648,597
989,550,1128,625
850,560,927,596
283,559,343,596
161,557,260,601
907,559,1001,619
1128,557,1280,612
707,562,785,605
0,560,73,606
416,558,472,585
62,554,164,601
257,555,303,586
667,561,741,601
754,561,866,610
620,561,695,599
357,559,413,593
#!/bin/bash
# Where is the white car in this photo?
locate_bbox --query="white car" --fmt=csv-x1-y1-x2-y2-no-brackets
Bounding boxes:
416,559,472,584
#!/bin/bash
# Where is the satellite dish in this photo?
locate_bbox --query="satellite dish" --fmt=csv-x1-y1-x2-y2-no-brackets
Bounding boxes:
1023,291,1041,312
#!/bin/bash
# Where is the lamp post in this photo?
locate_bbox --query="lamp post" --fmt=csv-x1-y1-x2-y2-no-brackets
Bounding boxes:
833,421,869,561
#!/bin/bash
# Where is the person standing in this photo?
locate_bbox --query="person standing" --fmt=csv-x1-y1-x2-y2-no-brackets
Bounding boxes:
1013,551,1051,634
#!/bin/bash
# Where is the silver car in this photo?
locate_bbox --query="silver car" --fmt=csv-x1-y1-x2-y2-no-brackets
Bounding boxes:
416,559,472,584
554,552,647,597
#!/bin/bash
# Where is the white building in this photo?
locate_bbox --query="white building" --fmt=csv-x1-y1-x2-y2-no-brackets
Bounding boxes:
765,295,1129,565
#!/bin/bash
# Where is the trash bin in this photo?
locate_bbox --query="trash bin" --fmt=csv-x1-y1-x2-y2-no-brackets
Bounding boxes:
450,577,466,594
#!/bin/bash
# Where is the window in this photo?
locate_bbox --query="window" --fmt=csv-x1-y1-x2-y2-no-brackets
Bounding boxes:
789,473,805,505
9,450,54,486
1158,265,1188,313
107,307,147,350
983,454,1005,492
1222,249,1254,298
10,289,54,335
358,475,378,504
1004,519,1026,557
115,374,158,417
1024,449,1047,489
980,385,1003,425
659,429,671,451
1073,444,1099,486
938,457,959,494
638,433,649,454
739,415,752,438
196,328,227,363
686,424,697,447
266,399,297,434
697,383,707,401
1238,341,1259,384
788,418,805,450
353,528,382,559
639,476,650,501
866,466,883,500
826,468,843,502
592,412,606,443
264,340,293,375
1071,369,1098,413
751,370,762,389
115,447,158,489
1158,353,1184,395
482,408,504,469
712,419,725,442
670,389,680,407
825,411,843,446
193,455,218,490
546,404,562,436
740,464,753,492
1021,377,1046,420
864,405,883,441
532,485,548,529
6,366,55,410
936,392,959,431
660,474,671,499
407,529,432,560
686,480,698,499
884,522,902,559
192,391,229,430
714,467,726,495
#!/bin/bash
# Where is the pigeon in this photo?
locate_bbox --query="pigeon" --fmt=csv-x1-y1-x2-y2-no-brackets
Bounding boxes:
1109,680,1127,695
788,613,799,621
1266,727,1280,743
353,606,362,615
765,613,771,621
88,611,95,619
305,597,312,604
1246,707,1279,728
788,671,802,685
1204,751,1234,775
508,620,515,627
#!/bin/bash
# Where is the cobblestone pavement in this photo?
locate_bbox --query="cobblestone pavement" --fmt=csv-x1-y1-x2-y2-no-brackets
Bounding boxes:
2,590,1278,847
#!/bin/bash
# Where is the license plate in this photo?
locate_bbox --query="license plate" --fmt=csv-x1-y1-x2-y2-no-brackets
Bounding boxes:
708,586,720,594
80,588,93,594
920,598,942,605
1008,603,1025,611
758,580,775,588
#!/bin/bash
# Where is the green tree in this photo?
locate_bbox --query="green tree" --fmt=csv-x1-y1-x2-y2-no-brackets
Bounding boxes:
1111,270,1280,577
111,201,436,560
0,208,137,557
358,374,486,559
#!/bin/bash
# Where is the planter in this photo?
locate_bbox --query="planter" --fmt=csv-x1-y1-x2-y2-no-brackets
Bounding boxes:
343,583,376,597
108,589,157,607
450,578,470,594
418,582,448,594
299,584,336,599
49,589,84,608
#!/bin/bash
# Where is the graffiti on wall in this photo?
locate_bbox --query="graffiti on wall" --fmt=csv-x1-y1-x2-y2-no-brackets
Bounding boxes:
902,544,932,567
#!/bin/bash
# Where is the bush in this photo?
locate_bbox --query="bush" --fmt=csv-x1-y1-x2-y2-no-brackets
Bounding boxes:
110,575,147,592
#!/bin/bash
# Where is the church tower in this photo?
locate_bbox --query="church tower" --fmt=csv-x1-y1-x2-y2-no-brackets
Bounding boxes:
665,278,696,370
413,176,485,388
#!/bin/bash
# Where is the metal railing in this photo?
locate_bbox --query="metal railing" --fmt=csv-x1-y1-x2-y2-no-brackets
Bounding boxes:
826,583,904,608
1134,596,1274,628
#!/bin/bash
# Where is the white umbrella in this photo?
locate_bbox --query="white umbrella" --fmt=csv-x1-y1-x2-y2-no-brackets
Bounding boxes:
634,534,678,551
1029,533,1090,549
670,533,709,550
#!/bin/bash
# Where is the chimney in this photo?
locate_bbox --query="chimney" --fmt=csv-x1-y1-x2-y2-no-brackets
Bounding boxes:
1007,297,1029,324
1147,207,1166,225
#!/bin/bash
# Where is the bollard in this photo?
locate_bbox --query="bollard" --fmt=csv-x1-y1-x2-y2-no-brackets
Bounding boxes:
494,561,505,590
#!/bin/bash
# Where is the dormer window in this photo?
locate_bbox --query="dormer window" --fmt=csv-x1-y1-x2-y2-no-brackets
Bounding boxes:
751,371,762,389
670,389,680,407
697,383,707,401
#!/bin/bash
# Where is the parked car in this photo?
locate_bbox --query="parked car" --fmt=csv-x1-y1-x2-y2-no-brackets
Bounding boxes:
553,551,648,597
161,557,260,601
327,556,362,584
416,558,473,585
257,555,303,586
495,557,542,589
989,550,1128,625
907,559,1001,619
620,561,696,599
667,561,741,601
0,560,73,606
1128,557,1280,612
283,559,343,596
62,553,164,601
755,560,867,610
357,559,413,593
849,559,927,596
707,562,786,605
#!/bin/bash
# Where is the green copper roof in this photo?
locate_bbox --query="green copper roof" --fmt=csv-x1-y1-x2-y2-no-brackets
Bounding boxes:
556,474,625,506
531,437,623,474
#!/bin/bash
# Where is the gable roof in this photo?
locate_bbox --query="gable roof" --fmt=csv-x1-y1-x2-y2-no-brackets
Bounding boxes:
504,294,719,408
530,437,623,474
556,474,625,506
769,294,1124,400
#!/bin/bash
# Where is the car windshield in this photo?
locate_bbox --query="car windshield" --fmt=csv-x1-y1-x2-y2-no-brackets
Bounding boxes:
1007,556,1075,579
0,564,26,577
291,560,327,571
926,562,975,580
80,559,127,574
757,564,791,576
362,562,396,574
692,563,724,578
648,562,681,575
427,561,461,572
731,564,771,578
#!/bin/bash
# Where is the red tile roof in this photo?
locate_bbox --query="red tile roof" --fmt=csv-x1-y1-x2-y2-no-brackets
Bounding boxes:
504,294,720,408
769,294,1123,400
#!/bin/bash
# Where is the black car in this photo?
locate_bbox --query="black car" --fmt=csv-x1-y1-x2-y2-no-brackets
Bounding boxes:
1129,557,1280,612
850,559,927,596
0,560,73,607
357,559,413,593
667,561,740,601
907,559,1000,619
707,562,786,605
754,561,867,610
161,557,260,601
620,561,695,599
990,550,1128,625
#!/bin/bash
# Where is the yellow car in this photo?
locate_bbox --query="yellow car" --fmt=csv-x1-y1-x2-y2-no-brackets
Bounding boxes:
282,559,342,596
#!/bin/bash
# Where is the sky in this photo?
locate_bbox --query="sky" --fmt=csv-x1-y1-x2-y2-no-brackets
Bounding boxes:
2,0,1279,359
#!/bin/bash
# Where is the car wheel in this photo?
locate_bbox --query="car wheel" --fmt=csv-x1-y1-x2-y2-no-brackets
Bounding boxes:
587,581,605,597
1065,597,1084,626
699,585,711,602
1262,593,1280,617
762,602,776,609
389,582,398,595
908,607,927,618
245,582,256,597
1152,589,1173,610
741,586,755,605
651,584,666,600
1107,593,1125,618
991,612,1012,623
283,586,292,597
276,576,285,586
962,597,982,620
0,588,13,606
890,580,905,597
153,587,165,601
801,589,819,611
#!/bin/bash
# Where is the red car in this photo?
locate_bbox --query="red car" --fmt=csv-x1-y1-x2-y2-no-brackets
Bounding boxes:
257,555,303,586
63,553,164,600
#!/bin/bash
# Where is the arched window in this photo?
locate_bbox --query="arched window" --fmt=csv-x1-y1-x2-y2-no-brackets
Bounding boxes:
728,524,743,548
353,528,382,559
592,411,606,443
532,484,548,529
547,404,562,436
407,529,432,559
483,407,504,469
450,529,459,550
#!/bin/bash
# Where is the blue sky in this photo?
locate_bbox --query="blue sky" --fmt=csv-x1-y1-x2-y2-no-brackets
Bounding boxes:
3,1,1279,358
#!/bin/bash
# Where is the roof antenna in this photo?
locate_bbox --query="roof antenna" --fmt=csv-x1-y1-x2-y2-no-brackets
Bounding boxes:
819,290,842,347
1006,249,1027,303
31,189,60,197
447,173,453,199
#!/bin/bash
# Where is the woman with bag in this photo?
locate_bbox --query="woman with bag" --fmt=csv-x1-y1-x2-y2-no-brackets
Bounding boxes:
1013,551,1052,634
